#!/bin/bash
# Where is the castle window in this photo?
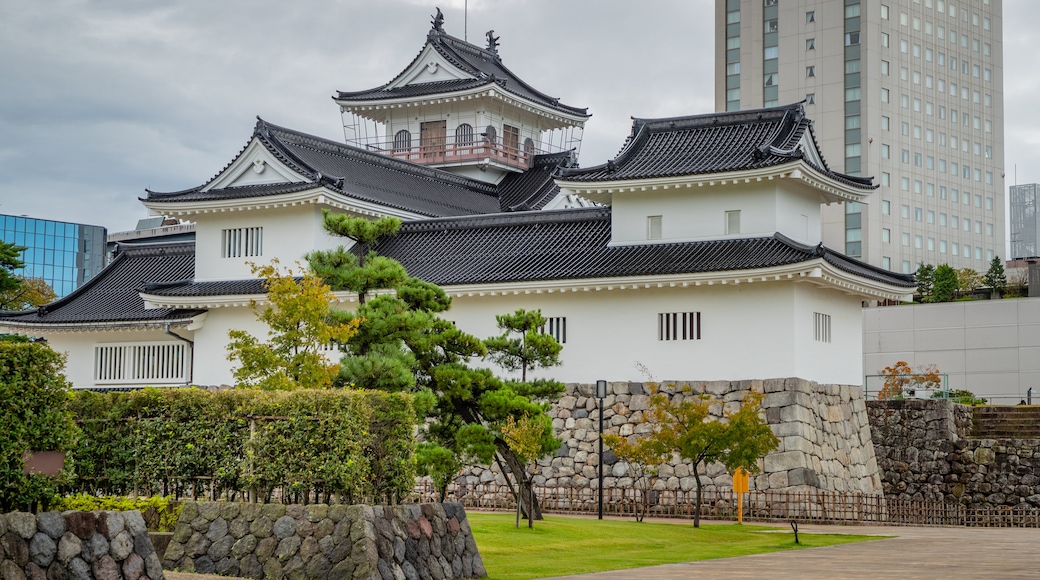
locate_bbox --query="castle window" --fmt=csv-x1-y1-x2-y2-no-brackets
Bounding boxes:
725,210,741,235
813,313,831,343
483,125,497,145
647,215,662,240
659,312,701,341
541,317,566,344
222,227,262,258
455,123,474,146
393,129,411,153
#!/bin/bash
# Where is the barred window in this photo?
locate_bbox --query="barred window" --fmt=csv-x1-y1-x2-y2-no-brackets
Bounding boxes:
222,227,263,258
814,312,831,343
94,342,189,384
541,317,566,344
658,312,701,341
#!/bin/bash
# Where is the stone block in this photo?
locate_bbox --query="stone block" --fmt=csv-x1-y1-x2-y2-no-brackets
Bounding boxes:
763,451,807,473
787,468,820,487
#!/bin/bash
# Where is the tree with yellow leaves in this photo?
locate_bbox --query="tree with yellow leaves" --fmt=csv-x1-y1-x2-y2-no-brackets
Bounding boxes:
226,260,361,390
500,414,554,528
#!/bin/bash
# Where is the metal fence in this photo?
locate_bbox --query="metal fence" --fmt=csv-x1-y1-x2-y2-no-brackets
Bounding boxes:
410,482,1040,528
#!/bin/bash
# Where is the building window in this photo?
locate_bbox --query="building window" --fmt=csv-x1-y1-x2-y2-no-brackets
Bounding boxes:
806,93,816,105
455,123,474,146
725,210,741,235
647,215,662,240
813,312,831,343
541,317,566,344
393,129,411,153
806,66,815,78
659,312,701,341
484,125,497,145
845,31,860,46
94,342,189,384
806,11,815,23
222,227,263,258
806,38,815,50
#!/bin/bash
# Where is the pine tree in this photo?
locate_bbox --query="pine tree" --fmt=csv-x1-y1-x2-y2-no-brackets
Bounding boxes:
984,255,1007,296
915,263,935,300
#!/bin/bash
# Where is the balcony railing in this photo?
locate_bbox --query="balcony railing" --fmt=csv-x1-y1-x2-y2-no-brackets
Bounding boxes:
351,134,541,171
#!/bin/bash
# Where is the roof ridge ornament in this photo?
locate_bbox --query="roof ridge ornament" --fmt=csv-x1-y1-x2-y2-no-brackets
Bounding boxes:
431,7,445,33
485,29,500,56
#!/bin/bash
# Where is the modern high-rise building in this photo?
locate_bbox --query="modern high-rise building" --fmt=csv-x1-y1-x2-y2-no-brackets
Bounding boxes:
715,0,1004,273
0,214,107,298
1009,183,1038,259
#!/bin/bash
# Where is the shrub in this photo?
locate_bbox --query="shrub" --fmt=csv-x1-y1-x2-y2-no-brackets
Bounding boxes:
67,388,416,504
931,389,987,406
0,341,78,512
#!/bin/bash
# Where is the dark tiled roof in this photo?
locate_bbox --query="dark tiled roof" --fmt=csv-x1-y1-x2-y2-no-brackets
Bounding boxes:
144,278,267,298
0,242,204,326
369,208,915,288
335,31,588,118
495,151,573,211
145,120,502,218
559,103,873,190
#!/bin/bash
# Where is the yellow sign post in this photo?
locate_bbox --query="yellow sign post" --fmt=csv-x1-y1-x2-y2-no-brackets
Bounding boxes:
733,467,750,524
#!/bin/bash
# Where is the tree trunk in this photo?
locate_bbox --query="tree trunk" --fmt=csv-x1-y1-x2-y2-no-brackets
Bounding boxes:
692,463,702,528
496,442,543,520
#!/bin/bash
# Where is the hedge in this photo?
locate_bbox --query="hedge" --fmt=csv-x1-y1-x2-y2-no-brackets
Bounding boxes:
67,388,416,504
0,341,78,512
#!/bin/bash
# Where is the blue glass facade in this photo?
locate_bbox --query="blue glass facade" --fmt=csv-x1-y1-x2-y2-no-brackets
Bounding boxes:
0,214,107,298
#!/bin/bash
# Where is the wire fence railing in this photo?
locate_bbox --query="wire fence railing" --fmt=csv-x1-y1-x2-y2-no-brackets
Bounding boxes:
410,482,1040,528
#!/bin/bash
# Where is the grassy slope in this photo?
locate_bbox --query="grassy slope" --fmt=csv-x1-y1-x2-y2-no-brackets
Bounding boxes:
468,513,884,580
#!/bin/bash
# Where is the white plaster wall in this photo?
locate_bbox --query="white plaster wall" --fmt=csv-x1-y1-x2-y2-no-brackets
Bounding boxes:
610,180,823,246
193,206,341,281
40,330,191,389
863,297,1040,402
793,283,864,384
192,306,272,387
437,281,863,385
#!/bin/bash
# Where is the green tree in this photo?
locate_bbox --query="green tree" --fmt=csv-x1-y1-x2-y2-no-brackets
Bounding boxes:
500,414,553,528
0,277,57,311
226,260,361,390
307,213,561,519
915,263,935,300
957,268,983,293
647,386,779,527
485,309,563,382
0,340,78,511
984,256,1007,296
0,241,27,307
930,264,958,302
602,426,668,522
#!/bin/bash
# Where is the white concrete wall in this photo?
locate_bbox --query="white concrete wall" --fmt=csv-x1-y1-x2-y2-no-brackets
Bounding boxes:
863,297,1040,402
610,180,822,246
192,307,271,387
440,280,863,385
42,330,192,389
194,206,341,281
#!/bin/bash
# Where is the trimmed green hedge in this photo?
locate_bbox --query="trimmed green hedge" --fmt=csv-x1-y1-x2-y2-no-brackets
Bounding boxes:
68,388,416,504
0,341,77,512
52,494,182,531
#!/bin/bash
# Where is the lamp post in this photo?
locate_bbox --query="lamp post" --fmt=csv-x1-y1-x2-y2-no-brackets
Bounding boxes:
596,379,607,520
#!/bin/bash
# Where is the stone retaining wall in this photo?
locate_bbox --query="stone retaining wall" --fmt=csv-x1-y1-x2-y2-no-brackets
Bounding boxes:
462,378,882,494
868,399,1040,507
163,501,485,580
0,509,163,580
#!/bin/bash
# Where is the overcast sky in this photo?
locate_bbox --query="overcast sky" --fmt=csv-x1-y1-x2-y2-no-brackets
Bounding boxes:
0,0,1035,237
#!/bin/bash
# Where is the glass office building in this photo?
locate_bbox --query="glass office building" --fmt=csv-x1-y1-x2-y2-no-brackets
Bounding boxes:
1,214,107,298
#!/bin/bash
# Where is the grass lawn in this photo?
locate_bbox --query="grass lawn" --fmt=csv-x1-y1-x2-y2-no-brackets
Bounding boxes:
468,513,884,580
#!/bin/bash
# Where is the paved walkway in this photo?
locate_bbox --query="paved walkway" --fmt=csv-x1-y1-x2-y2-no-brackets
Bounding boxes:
545,522,1040,579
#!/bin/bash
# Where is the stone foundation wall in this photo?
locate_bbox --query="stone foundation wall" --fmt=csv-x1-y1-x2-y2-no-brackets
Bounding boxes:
462,378,882,495
868,399,1040,507
163,501,485,580
0,509,163,580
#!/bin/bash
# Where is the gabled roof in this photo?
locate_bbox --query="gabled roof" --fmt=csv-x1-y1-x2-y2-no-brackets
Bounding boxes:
0,242,203,328
143,119,574,216
559,103,872,190
368,208,915,289
144,119,503,218
335,27,588,119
